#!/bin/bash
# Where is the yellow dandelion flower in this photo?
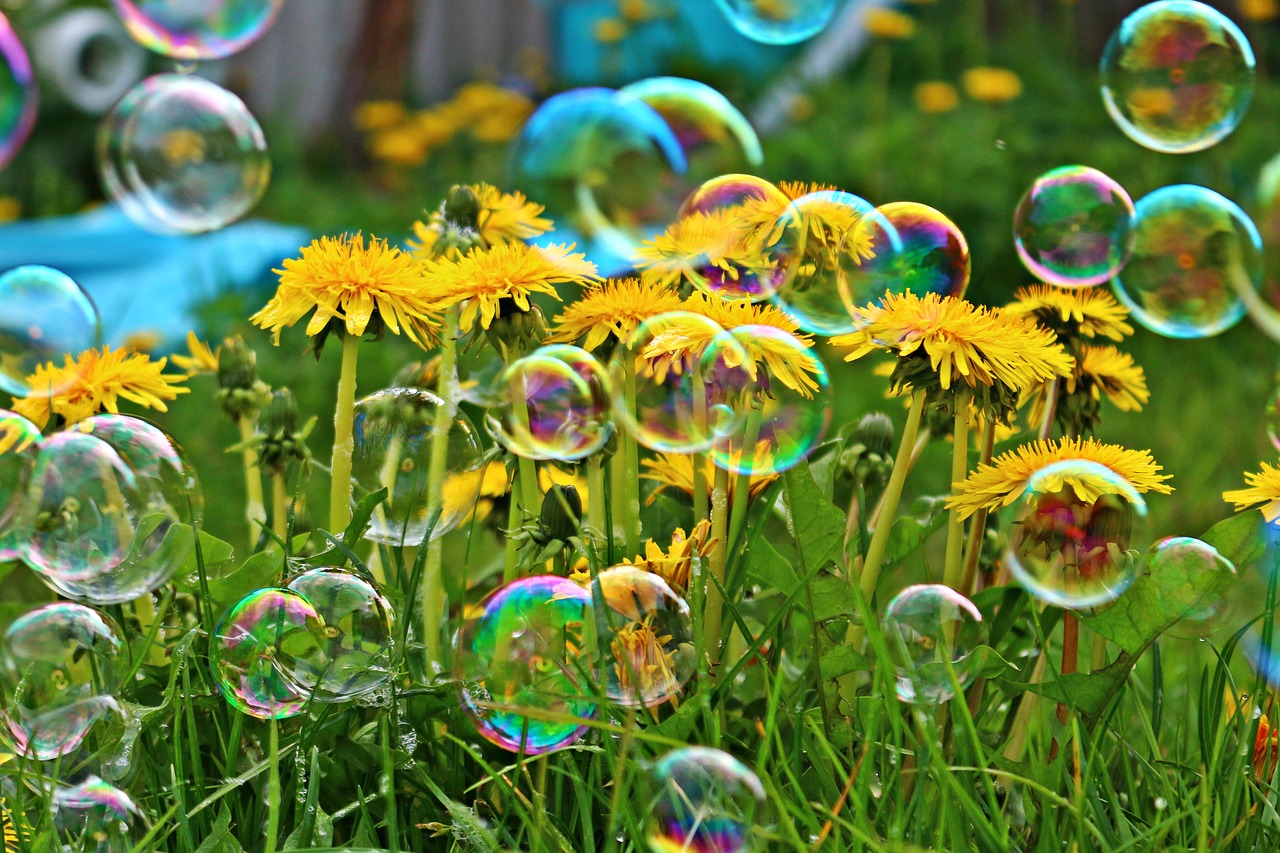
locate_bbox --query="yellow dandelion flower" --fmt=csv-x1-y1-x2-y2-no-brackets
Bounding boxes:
2,796,25,853
962,66,1023,103
619,520,715,592
0,196,21,223
170,331,219,375
369,126,429,167
1225,462,1280,522
546,277,685,351
467,459,512,524
539,464,591,509
121,329,164,354
633,209,768,289
1005,284,1134,342
915,81,960,113
684,292,822,397
732,180,846,246
1070,345,1148,412
354,100,407,132
13,346,190,429
642,444,780,507
251,234,442,347
611,615,676,702
864,8,916,39
409,183,553,261
948,437,1173,519
1241,0,1279,22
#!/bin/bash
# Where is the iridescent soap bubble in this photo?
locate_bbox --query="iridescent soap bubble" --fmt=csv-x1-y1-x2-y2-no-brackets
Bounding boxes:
1266,381,1280,451
0,11,36,171
1005,460,1149,609
351,388,484,545
620,76,763,173
875,202,970,299
0,603,123,760
0,265,102,398
1014,166,1135,287
0,408,40,561
97,73,270,234
496,345,613,461
712,0,840,45
591,567,695,708
210,588,328,720
454,576,597,754
111,0,284,61
285,567,396,702
1113,184,1261,338
645,747,766,853
1149,536,1237,639
54,776,138,853
710,325,831,476
1100,1,1255,154
881,584,987,705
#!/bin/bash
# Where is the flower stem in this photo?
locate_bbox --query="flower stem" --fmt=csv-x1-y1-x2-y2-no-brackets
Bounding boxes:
943,394,970,593
264,716,281,853
1038,378,1059,441
960,418,997,595
704,464,732,675
271,470,287,542
726,404,763,552
328,334,361,534
587,453,605,541
621,354,641,556
237,414,266,548
691,369,710,524
422,311,459,675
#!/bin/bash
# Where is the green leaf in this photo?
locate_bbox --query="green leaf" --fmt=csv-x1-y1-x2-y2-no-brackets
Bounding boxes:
819,644,871,680
194,806,244,853
344,487,389,550
745,535,799,595
1200,511,1270,567
1003,652,1133,721
283,747,333,849
204,548,286,608
781,460,848,572
175,529,237,589
808,575,856,622
652,691,710,743
639,492,692,543
881,509,949,567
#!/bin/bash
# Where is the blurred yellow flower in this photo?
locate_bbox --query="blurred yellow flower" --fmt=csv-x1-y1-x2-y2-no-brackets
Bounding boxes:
915,81,960,113
594,17,628,43
170,331,220,375
1240,0,1279,22
121,329,164,354
865,8,916,39
13,346,190,429
1225,462,1280,522
962,67,1023,103
354,100,407,132
369,126,429,168
788,93,817,123
0,196,19,223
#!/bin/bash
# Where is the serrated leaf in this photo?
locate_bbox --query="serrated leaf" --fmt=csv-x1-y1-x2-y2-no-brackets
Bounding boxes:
1003,651,1134,722
808,575,857,622
745,535,799,595
781,461,848,572
881,510,948,567
175,530,236,589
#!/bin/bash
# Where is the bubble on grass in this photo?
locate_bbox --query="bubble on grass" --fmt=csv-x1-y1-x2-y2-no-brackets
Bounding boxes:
1112,184,1261,339
875,201,970,299
496,345,613,461
0,265,102,398
591,567,695,708
0,408,40,560
1100,1,1255,154
111,0,283,60
97,73,270,234
1014,165,1135,287
645,746,766,853
54,776,138,853
674,174,789,302
351,388,484,545
454,576,597,754
1005,460,1148,609
712,0,840,45
881,584,987,705
1150,537,1237,639
0,603,124,760
0,11,36,170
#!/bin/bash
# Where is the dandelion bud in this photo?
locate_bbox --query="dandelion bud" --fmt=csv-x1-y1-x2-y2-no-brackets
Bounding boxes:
840,411,895,489
259,389,309,472
217,335,257,392
855,412,895,458
540,484,582,542
443,184,482,230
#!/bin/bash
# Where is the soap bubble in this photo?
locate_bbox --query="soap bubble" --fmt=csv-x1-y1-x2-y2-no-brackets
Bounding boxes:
1005,460,1148,609
111,0,283,60
645,746,766,853
1014,166,1135,287
0,603,123,760
0,11,36,170
54,776,138,853
875,201,970,299
285,567,397,702
1149,537,1237,639
0,408,41,561
0,265,102,398
1113,184,1261,339
881,584,987,705
211,588,328,719
712,0,840,45
496,345,613,461
620,76,762,174
591,567,695,708
98,73,270,234
1266,381,1280,451
455,576,597,754
1100,0,1255,154
351,388,484,545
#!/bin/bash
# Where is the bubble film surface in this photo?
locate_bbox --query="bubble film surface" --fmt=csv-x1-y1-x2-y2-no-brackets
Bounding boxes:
0,11,36,171
1150,536,1237,638
645,747,766,853
496,345,613,461
1266,381,1280,451
0,265,102,398
673,174,790,302
874,202,970,299
112,0,283,60
881,584,987,705
1100,0,1255,153
54,776,138,853
98,73,270,234
591,567,695,708
1005,460,1148,609
0,603,123,760
1014,166,1135,287
621,77,763,168
455,576,597,754
1113,184,1261,338
0,408,40,561
351,388,484,545
712,0,840,45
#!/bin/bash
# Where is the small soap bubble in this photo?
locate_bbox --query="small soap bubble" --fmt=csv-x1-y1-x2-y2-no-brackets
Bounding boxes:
1266,381,1280,451
881,584,987,705
0,265,102,398
1005,460,1148,609
0,603,124,760
645,746,766,853
351,388,484,545
591,567,695,708
1113,184,1262,338
875,201,970,299
712,0,840,45
1014,166,1135,287
1100,1,1255,154
496,345,613,461
1150,537,1237,639
621,77,763,170
98,73,270,234
0,408,40,560
0,11,36,170
54,776,138,853
454,576,597,754
111,0,283,60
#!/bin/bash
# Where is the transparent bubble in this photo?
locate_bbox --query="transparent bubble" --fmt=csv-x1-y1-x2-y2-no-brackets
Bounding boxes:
454,576,597,754
1100,1,1255,154
712,0,840,45
1005,460,1149,609
0,408,40,561
710,325,831,476
645,747,766,853
771,190,904,334
54,776,138,853
881,584,987,705
1150,537,1237,639
0,11,36,170
610,311,748,454
0,603,123,760
496,345,613,462
673,174,790,302
1113,184,1261,338
591,567,695,708
97,73,270,234
111,0,283,60
285,567,397,703
1267,380,1280,451
0,265,102,398
210,588,328,720
351,388,484,545
1014,166,1136,287
875,202,970,300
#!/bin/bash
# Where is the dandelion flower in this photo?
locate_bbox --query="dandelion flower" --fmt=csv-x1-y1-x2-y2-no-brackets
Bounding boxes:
1069,345,1149,412
546,278,684,351
633,209,767,289
643,445,780,507
620,520,716,592
962,66,1022,103
409,182,552,259
685,293,823,397
915,81,960,113
611,615,677,702
170,331,219,375
864,8,916,39
1005,285,1135,342
1224,462,1280,522
2,796,25,853
1225,689,1280,777
13,346,190,429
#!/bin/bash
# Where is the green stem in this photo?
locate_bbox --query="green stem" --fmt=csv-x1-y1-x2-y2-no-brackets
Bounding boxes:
622,354,641,556
587,454,605,540
504,486,520,583
507,364,542,554
943,394,970,593
238,414,266,548
271,470,287,543
264,717,281,853
960,418,997,595
329,334,361,533
691,369,710,524
726,404,763,552
704,464,732,674
423,311,459,674
133,592,167,667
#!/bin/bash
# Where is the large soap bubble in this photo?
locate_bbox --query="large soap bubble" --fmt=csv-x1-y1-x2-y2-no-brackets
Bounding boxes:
0,265,102,398
0,11,37,171
112,0,284,61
